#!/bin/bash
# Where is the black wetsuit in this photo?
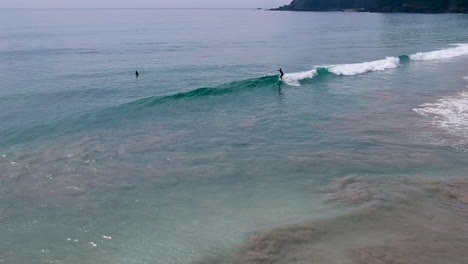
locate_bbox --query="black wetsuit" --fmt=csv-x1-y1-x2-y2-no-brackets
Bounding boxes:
135,71,139,77
278,68,284,80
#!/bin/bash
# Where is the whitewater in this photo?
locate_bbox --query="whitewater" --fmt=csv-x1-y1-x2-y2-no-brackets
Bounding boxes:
413,74,468,139
283,44,468,86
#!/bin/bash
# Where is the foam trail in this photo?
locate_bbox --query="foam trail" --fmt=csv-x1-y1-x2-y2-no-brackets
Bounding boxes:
283,69,318,86
409,44,468,61
282,44,468,86
413,91,468,138
282,57,399,86
327,57,400,76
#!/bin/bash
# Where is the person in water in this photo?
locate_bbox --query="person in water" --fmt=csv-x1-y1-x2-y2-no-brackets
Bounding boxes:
135,71,139,77
277,68,284,80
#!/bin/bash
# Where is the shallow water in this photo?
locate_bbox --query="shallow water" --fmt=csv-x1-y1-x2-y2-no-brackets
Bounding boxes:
1,9,468,264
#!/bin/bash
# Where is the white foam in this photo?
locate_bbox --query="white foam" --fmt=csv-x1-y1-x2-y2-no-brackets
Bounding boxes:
282,57,399,86
413,91,468,138
410,44,468,61
282,44,468,87
282,68,318,86
327,57,400,76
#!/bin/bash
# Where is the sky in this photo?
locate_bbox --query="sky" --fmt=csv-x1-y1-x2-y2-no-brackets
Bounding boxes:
0,0,290,9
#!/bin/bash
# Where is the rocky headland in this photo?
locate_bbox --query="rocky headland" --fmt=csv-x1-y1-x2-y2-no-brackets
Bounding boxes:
273,0,468,13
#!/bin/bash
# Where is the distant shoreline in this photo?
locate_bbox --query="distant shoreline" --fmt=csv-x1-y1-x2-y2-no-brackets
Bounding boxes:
269,8,468,14
0,8,265,10
271,0,468,14
0,7,466,14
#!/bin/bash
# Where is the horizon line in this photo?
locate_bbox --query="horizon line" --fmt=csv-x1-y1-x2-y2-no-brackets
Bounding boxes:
0,7,272,10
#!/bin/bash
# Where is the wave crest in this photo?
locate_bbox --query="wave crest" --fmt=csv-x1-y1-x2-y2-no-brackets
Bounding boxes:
282,68,318,86
282,57,400,86
327,57,400,76
410,44,468,61
283,44,468,86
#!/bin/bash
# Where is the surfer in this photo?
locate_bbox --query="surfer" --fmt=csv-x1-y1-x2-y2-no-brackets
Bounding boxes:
277,68,284,80
135,71,139,77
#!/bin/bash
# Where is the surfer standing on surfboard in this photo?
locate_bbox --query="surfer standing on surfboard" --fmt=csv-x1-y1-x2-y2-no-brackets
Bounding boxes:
277,68,284,80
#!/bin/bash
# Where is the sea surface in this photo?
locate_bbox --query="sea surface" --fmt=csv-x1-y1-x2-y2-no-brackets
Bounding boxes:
1,9,468,264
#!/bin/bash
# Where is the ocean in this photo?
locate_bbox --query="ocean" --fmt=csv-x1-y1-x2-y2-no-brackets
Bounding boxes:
1,9,468,264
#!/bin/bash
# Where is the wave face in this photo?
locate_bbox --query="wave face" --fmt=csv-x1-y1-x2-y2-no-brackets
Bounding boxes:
283,44,468,86
128,75,279,107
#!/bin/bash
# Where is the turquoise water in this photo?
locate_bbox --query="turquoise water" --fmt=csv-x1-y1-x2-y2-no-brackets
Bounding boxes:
1,9,468,264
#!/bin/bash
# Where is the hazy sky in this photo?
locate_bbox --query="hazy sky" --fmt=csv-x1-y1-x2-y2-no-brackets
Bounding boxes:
0,0,290,9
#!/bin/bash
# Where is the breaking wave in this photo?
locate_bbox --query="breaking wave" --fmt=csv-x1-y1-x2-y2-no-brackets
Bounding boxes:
409,44,468,61
283,44,468,86
282,57,400,86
